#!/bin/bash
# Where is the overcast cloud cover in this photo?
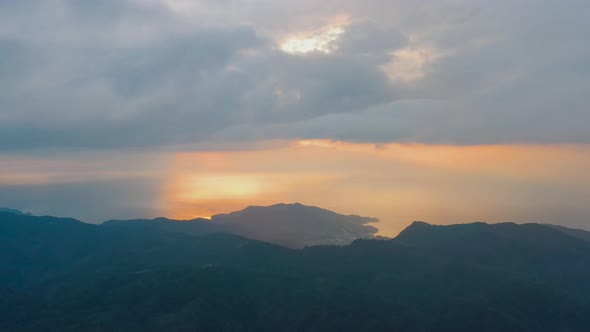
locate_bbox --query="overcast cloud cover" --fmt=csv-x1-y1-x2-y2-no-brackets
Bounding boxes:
1,0,589,150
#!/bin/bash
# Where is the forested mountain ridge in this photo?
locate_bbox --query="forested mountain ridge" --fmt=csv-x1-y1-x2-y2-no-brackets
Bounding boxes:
1,210,590,331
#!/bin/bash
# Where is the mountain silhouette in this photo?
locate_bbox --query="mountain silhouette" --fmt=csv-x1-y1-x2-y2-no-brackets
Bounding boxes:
0,208,31,216
2,210,590,331
104,203,379,248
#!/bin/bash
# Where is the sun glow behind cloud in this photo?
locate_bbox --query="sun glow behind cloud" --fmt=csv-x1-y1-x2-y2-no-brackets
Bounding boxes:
280,26,346,55
175,174,261,201
2,140,589,232
0,140,589,233
382,45,450,83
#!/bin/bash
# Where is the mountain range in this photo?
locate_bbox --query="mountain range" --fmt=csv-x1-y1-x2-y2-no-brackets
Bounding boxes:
104,203,379,248
1,205,590,331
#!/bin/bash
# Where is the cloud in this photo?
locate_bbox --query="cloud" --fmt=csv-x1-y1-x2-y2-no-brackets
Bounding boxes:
0,0,589,150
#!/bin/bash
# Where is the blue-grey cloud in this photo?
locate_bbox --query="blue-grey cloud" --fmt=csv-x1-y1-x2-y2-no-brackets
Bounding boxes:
0,0,589,150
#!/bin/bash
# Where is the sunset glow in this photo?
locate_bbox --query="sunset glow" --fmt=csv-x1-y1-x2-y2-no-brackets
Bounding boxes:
151,141,590,235
280,26,345,54
2,0,589,239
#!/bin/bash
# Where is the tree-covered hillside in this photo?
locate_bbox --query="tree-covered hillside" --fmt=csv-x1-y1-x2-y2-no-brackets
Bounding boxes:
1,212,589,331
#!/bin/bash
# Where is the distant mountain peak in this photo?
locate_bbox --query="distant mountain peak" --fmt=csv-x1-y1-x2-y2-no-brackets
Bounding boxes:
209,203,379,248
213,203,378,224
0,208,32,216
238,202,321,213
408,221,431,227
223,203,378,220
105,203,379,248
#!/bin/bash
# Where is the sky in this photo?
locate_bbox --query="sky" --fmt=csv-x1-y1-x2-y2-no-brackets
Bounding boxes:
1,0,589,235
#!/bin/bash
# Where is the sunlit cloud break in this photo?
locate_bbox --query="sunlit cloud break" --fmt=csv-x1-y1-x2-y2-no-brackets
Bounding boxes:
280,26,346,55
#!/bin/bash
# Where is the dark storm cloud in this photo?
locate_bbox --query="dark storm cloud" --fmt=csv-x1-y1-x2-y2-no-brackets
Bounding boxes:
0,0,589,150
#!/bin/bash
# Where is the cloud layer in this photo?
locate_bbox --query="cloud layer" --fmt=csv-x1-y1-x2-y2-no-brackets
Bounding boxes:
1,0,590,150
